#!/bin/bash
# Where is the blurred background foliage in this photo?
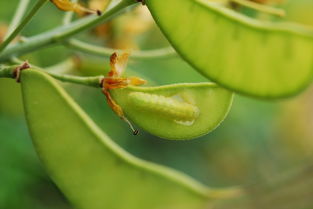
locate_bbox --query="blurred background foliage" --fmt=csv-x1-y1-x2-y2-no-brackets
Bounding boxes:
1,0,313,208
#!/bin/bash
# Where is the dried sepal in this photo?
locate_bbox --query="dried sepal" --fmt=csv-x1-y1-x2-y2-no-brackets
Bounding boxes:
102,53,146,135
108,52,129,77
50,0,101,16
88,0,110,12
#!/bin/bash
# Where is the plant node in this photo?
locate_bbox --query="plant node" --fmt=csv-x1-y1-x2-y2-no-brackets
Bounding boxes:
13,61,30,82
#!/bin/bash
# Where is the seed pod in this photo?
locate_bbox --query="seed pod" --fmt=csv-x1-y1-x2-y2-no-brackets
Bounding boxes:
146,0,313,98
21,69,239,209
111,83,233,140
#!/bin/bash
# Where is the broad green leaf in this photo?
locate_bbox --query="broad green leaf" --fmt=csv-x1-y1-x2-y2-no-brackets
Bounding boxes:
20,69,239,209
146,0,313,98
111,84,233,140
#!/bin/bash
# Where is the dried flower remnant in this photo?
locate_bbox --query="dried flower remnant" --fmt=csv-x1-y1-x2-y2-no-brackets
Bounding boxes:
88,0,110,12
13,61,31,83
101,52,146,135
50,0,101,16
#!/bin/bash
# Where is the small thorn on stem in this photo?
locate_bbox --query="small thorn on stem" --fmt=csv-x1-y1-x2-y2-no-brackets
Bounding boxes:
13,61,30,83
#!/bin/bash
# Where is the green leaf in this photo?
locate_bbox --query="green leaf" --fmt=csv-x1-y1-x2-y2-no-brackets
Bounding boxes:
146,0,313,98
20,69,239,209
111,83,233,140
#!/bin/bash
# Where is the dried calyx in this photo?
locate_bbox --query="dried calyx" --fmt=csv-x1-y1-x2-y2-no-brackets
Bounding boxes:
50,0,101,16
101,52,146,135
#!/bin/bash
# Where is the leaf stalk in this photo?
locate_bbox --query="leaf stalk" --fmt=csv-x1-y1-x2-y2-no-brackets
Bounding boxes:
0,0,137,62
0,0,48,53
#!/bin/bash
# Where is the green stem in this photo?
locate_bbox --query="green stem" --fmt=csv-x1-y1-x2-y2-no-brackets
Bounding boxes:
0,64,103,87
66,39,177,60
0,0,48,53
11,56,76,74
5,0,31,39
230,0,285,17
0,65,17,78
0,0,137,62
53,1,135,41
46,58,76,73
62,0,78,25
63,0,114,25
48,71,103,87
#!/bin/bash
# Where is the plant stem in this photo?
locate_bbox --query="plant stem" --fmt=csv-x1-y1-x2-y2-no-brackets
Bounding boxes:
48,71,103,87
0,65,17,78
0,0,48,53
0,0,137,62
66,39,177,60
11,56,76,74
0,63,103,87
231,0,285,17
63,0,114,25
46,58,76,73
5,0,31,39
63,0,78,25
53,1,135,41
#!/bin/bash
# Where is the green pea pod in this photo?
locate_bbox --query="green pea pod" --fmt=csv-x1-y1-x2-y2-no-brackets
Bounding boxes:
111,84,233,140
146,0,313,98
20,69,239,209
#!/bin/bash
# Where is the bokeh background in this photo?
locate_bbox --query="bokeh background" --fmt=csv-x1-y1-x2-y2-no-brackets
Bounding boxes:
1,0,313,208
